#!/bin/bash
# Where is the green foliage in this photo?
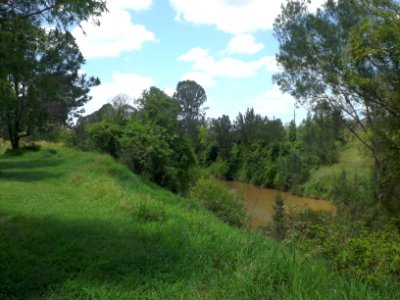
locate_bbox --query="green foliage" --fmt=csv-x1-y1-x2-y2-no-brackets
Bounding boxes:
202,106,344,193
0,144,398,298
274,0,400,213
189,178,245,227
208,158,233,179
173,80,208,147
119,122,196,194
274,149,310,192
74,86,198,194
135,87,179,133
86,120,123,158
284,209,400,285
273,194,286,240
0,2,104,149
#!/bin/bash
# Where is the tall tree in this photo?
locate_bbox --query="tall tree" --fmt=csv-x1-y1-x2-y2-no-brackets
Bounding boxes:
273,0,400,211
173,80,207,145
0,0,106,149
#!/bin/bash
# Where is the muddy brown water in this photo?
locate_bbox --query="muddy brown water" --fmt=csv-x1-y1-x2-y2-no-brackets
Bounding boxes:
221,180,336,229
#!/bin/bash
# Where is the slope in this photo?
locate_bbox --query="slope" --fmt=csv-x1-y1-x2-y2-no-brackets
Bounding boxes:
0,143,396,299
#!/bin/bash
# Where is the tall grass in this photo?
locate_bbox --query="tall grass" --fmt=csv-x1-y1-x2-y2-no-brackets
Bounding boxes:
0,143,397,299
301,137,374,199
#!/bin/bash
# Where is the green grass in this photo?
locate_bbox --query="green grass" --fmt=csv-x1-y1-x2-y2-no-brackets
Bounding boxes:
302,137,374,199
0,143,397,299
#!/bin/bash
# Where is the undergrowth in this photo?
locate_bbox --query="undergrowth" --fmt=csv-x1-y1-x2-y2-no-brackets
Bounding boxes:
0,143,398,299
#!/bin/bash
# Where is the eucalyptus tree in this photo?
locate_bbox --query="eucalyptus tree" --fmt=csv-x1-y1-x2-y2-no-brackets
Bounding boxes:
274,0,400,211
173,80,208,146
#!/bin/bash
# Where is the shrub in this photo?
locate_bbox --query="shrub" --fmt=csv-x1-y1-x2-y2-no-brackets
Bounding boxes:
189,178,245,227
119,123,197,194
273,194,286,240
284,209,400,285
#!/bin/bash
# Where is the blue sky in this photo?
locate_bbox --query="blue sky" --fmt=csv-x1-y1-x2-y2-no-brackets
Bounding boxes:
72,0,324,124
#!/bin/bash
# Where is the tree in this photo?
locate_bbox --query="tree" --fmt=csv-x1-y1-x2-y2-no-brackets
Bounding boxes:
209,115,234,160
273,0,400,211
0,1,106,149
0,1,107,27
173,80,208,145
135,87,179,133
273,194,286,240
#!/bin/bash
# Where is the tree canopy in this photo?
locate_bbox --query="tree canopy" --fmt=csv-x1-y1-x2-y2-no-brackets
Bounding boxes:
0,0,106,149
274,0,400,211
173,80,208,146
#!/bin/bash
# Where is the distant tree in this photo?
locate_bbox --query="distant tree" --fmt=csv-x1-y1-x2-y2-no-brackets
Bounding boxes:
110,94,134,114
288,120,297,142
209,115,233,160
173,80,207,145
234,108,285,145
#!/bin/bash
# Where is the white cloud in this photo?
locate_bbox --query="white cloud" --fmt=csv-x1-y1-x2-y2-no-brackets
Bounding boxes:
169,0,326,34
182,71,217,88
113,0,152,10
178,48,278,87
223,34,264,55
163,86,176,97
177,47,209,62
84,72,154,114
244,85,307,122
259,56,280,72
72,2,155,59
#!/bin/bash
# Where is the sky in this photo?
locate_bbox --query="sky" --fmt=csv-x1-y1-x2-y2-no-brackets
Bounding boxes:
71,0,325,124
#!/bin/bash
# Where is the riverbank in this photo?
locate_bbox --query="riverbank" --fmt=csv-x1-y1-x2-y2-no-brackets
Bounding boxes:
221,180,335,229
0,143,397,298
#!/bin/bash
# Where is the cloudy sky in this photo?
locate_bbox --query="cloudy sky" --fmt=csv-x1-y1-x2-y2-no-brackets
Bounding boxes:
72,0,325,123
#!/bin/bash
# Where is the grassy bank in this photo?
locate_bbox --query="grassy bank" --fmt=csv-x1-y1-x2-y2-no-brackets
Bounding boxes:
0,143,397,299
301,136,374,199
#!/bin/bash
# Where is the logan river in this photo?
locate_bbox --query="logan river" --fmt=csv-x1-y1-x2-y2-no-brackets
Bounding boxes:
221,180,336,229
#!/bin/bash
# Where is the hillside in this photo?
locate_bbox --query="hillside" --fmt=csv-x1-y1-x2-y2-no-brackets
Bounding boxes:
0,143,397,299
301,136,374,199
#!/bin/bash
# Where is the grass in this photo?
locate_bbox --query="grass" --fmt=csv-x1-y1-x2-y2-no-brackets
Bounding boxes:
0,143,398,299
302,136,374,199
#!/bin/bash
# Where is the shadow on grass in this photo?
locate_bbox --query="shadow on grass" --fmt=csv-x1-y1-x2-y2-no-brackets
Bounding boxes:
0,213,206,299
0,170,63,182
0,156,63,172
0,151,65,182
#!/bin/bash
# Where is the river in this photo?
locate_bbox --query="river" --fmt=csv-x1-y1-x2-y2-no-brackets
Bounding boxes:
221,180,335,229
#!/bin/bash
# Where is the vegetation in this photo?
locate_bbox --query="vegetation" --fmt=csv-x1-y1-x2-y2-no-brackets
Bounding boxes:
0,0,105,149
1,0,400,296
0,144,399,299
201,104,344,194
273,194,286,240
274,0,400,213
189,177,245,227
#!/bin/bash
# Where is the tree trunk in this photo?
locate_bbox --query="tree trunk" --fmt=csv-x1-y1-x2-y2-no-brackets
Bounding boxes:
8,125,20,150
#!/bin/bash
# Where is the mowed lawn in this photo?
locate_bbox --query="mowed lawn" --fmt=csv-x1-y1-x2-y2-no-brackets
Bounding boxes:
0,144,397,299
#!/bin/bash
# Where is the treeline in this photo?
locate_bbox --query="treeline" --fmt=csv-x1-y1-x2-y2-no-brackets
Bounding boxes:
200,103,344,194
69,81,345,199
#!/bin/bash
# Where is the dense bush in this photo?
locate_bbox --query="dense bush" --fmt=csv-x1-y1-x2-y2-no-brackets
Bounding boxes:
118,122,197,194
283,209,400,285
189,178,245,227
